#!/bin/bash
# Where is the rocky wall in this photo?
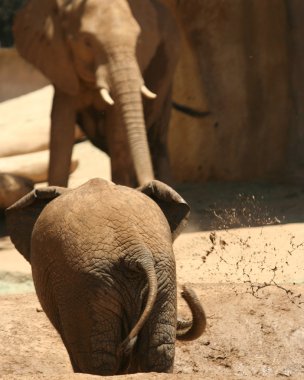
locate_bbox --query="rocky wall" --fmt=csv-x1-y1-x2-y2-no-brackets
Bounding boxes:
167,0,304,183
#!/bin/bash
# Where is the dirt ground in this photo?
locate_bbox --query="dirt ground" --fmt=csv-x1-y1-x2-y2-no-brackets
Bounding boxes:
1,91,304,379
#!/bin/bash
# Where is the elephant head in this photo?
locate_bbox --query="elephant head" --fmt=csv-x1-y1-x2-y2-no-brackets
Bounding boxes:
6,179,205,374
13,0,173,186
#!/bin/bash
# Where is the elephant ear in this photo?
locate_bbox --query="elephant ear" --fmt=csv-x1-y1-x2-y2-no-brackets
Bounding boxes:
13,0,79,95
5,187,68,263
138,180,190,240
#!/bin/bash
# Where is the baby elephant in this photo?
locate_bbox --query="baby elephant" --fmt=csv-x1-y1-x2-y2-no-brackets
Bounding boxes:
6,179,206,375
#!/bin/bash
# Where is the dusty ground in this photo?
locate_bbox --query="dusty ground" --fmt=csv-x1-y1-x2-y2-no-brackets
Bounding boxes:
1,89,304,379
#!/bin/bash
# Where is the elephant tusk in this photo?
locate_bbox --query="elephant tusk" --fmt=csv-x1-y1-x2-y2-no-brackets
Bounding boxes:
100,88,114,106
141,85,157,99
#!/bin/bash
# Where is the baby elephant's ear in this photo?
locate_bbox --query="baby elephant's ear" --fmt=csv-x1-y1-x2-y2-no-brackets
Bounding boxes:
138,180,190,240
5,187,67,263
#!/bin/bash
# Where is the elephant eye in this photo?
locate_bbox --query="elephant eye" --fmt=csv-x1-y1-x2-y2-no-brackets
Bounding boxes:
83,36,92,49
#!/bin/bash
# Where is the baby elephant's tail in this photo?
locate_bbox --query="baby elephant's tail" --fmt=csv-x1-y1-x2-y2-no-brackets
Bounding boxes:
118,252,158,356
176,285,206,341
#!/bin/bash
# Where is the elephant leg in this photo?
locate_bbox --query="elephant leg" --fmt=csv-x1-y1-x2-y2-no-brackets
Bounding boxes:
48,89,76,187
125,352,139,374
146,90,174,185
60,295,124,376
135,267,177,373
33,277,82,373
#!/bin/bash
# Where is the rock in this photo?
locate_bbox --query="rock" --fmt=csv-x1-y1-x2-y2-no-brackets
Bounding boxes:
0,173,33,210
0,86,84,158
0,150,78,184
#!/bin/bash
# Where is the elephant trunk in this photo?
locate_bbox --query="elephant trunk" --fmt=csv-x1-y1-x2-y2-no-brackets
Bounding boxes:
100,52,154,186
176,285,206,341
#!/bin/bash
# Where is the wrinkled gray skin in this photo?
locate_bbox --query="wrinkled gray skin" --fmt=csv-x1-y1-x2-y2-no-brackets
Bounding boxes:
14,0,179,187
6,179,206,375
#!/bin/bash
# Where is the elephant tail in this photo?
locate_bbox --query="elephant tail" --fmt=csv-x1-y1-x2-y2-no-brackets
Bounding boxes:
176,284,206,341
118,252,158,356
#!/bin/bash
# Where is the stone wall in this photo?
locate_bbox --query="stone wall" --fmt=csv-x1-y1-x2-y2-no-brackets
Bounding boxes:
167,0,304,182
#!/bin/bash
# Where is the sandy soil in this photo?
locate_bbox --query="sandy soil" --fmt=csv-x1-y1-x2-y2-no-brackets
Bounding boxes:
1,283,303,379
1,90,304,379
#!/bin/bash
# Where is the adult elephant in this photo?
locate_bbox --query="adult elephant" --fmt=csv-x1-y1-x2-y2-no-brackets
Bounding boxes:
6,178,206,375
13,0,179,187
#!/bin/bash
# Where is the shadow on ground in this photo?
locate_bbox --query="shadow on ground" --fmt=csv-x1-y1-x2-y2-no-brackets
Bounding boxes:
176,181,304,232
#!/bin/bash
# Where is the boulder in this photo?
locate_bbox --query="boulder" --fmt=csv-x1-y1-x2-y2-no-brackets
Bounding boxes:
0,173,33,210
0,86,84,158
0,150,78,184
